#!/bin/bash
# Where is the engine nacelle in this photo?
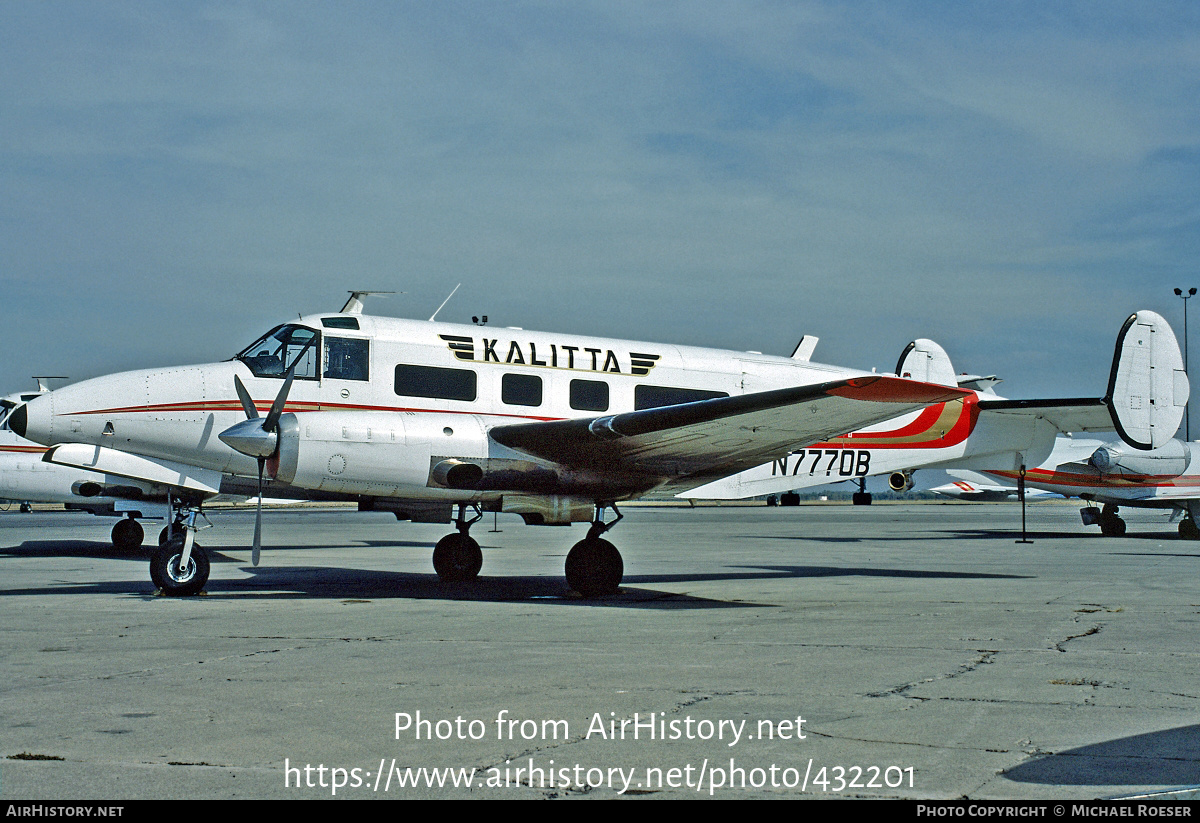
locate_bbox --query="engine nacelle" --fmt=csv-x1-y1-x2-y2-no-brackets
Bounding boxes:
267,411,571,499
888,470,915,492
271,411,494,497
1088,438,1192,478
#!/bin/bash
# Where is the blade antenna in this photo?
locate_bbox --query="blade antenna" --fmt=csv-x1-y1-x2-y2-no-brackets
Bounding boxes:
429,283,462,322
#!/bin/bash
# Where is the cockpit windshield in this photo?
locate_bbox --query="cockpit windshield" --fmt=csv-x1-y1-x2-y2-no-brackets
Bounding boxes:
235,324,321,379
0,400,15,432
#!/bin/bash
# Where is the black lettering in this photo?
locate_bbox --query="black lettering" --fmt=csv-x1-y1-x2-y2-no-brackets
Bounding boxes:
506,341,525,364
483,339,500,363
530,342,547,367
585,348,601,370
792,451,806,475
839,450,855,476
603,350,621,373
562,345,578,369
856,451,871,475
824,450,838,475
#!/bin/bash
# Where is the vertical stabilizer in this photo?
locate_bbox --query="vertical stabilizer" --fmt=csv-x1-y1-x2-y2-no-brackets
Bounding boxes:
895,339,957,387
1107,310,1188,450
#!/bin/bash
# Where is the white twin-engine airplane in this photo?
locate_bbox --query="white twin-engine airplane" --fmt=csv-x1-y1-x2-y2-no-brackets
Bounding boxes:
685,311,1195,539
8,300,1176,596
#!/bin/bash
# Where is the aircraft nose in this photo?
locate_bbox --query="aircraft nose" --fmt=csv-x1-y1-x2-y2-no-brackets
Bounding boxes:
8,403,27,438
10,393,54,445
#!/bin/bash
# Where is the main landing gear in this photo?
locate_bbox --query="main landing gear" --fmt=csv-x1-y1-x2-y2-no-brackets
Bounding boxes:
1179,517,1200,540
111,515,145,553
430,502,626,597
1082,503,1126,537
432,504,484,582
151,500,210,596
565,504,624,598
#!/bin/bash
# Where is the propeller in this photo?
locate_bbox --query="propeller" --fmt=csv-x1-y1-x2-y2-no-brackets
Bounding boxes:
219,369,297,566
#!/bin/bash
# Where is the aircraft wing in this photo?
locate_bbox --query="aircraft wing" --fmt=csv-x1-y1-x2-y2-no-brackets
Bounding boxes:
975,398,1115,434
490,376,969,483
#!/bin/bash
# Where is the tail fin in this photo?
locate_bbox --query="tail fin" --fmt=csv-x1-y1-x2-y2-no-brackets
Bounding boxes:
896,339,957,387
1107,310,1189,450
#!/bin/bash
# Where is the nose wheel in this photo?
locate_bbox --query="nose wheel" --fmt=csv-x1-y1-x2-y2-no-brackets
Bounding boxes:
150,501,209,595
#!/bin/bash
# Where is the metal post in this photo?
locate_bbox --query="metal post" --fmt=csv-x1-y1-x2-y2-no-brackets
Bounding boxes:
1175,288,1195,441
1015,464,1032,544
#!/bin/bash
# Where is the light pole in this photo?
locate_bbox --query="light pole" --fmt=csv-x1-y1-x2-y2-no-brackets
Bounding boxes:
1175,287,1195,440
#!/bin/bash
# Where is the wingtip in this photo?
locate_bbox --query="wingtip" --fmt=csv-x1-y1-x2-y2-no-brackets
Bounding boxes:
827,376,968,404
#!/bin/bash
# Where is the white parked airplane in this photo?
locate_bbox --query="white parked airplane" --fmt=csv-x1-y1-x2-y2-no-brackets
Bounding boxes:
8,300,1177,596
2,382,321,552
681,312,1189,530
929,468,1069,502
0,382,167,550
979,437,1200,538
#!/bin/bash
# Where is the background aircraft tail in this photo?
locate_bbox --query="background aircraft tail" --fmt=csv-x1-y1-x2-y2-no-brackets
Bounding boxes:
895,339,957,387
1107,310,1189,450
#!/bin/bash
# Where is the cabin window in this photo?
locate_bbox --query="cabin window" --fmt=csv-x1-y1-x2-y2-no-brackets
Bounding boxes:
570,379,609,412
395,364,477,402
321,316,360,330
324,337,369,381
502,373,543,407
634,385,728,410
236,324,321,380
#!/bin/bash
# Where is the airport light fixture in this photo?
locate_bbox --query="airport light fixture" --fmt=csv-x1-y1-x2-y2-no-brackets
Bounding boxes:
1175,287,1195,440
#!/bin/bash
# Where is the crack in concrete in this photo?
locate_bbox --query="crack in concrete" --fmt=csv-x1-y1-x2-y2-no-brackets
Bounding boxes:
865,650,997,700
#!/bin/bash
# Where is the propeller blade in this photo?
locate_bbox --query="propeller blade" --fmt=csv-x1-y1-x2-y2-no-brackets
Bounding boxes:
252,458,263,566
233,375,259,419
263,368,295,434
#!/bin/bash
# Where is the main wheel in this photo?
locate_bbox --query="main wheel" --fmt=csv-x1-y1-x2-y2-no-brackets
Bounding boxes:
432,533,483,582
1099,516,1127,537
150,539,209,596
1180,518,1200,539
565,537,623,597
111,518,144,553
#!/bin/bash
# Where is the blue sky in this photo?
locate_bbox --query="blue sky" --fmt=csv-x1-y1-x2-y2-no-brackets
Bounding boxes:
3,1,1199,404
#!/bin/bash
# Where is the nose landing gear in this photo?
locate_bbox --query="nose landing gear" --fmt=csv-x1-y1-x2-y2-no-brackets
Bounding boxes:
151,501,210,596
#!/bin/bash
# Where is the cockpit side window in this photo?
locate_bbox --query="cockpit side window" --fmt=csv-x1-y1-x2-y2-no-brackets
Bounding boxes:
324,337,369,381
0,400,13,432
236,324,321,380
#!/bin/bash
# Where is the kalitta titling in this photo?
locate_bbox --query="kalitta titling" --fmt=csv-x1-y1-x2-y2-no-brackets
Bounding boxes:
439,334,660,376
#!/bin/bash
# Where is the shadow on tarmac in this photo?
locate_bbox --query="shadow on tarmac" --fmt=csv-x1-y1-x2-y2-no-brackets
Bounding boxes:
0,545,1031,607
1002,724,1200,788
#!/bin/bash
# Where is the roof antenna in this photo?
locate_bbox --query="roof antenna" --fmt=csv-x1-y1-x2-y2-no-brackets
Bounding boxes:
429,283,462,322
340,291,397,315
32,376,68,393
